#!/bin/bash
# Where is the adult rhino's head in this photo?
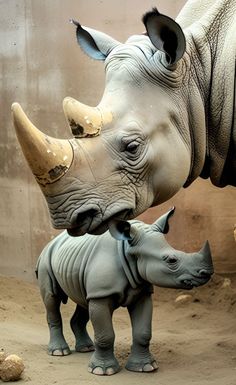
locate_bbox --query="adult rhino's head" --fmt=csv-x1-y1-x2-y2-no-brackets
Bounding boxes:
12,9,193,236
109,207,214,290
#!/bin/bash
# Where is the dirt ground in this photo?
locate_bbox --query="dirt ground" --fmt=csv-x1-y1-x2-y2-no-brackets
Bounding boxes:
1,273,236,385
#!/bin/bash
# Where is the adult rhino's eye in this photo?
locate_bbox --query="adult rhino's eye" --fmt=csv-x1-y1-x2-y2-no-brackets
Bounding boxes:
125,141,139,154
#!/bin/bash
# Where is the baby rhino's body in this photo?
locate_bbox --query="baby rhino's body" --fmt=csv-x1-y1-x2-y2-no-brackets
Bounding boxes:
37,208,213,375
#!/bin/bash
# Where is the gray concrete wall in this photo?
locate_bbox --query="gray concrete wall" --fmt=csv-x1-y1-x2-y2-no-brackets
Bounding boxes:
1,0,235,282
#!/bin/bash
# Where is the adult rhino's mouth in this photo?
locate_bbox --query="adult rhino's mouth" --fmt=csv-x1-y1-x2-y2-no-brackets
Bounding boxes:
67,208,133,237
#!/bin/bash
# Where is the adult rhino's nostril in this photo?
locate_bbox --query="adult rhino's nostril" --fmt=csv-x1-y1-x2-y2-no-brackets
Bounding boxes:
75,209,98,225
68,208,99,236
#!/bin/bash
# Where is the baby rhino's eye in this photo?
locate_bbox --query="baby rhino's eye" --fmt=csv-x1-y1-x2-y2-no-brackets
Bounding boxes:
167,256,178,264
163,255,179,269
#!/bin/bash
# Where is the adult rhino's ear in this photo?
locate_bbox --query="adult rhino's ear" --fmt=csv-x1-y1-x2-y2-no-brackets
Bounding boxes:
71,20,120,60
152,207,175,234
142,8,186,65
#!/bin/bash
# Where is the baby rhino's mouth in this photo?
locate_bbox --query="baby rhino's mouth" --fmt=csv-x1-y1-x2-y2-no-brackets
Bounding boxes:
181,279,194,290
181,271,213,290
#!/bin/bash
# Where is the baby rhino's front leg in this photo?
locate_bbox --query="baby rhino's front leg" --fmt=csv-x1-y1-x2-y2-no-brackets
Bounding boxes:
88,298,119,375
127,294,158,372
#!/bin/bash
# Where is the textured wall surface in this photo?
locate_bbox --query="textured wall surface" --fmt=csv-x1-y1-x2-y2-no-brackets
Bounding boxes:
0,0,235,281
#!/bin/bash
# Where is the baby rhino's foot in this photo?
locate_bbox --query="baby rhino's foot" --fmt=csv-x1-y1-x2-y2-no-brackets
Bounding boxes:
88,366,118,375
126,357,158,372
75,336,95,353
76,343,95,353
88,353,120,375
48,342,71,356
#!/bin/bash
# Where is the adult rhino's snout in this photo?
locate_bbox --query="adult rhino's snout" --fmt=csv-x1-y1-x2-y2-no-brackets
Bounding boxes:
67,207,100,236
67,207,133,237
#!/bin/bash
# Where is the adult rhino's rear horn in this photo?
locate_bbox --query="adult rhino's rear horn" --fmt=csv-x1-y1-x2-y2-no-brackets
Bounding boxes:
12,103,73,186
63,96,113,138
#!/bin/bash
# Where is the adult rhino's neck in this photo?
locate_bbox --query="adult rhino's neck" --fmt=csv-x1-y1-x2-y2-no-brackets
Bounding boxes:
199,75,236,187
181,0,236,187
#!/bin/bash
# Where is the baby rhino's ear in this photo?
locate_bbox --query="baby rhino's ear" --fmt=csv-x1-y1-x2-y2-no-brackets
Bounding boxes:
151,207,175,234
108,220,132,241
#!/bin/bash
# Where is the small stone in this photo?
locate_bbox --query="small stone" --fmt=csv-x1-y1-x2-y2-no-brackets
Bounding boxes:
221,278,231,288
175,294,193,304
0,351,7,364
0,354,24,382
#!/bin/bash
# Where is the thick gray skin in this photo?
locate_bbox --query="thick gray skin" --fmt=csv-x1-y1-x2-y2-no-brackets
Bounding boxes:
41,0,236,237
36,208,213,375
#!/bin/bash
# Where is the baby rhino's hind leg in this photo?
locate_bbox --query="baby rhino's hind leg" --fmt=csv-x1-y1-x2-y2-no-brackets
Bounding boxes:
38,266,71,356
70,304,95,352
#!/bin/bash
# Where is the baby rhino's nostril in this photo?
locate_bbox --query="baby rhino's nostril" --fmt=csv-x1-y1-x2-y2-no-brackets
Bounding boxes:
198,269,211,278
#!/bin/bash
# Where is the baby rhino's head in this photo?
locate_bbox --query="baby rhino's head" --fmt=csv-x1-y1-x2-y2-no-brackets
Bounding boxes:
109,207,214,290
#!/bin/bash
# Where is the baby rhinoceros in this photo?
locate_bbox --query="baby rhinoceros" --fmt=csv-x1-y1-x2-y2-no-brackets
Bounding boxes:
36,207,213,375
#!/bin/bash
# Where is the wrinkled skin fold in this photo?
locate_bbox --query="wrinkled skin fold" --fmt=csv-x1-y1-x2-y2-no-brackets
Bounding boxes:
36,208,214,375
12,0,236,235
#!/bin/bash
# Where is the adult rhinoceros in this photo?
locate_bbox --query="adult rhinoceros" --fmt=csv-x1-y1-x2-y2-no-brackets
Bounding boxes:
12,0,236,236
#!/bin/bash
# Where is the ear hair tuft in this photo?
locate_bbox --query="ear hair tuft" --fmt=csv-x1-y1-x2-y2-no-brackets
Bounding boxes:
142,8,160,27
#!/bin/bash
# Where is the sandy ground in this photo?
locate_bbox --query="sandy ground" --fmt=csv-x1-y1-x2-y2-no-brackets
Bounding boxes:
1,274,236,385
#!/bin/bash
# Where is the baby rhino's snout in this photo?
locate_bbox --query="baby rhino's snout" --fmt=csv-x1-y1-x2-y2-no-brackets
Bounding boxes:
198,269,212,279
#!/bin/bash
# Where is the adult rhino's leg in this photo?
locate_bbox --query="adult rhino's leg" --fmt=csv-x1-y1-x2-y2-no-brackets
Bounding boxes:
70,304,94,352
126,294,158,372
88,297,120,375
37,265,70,356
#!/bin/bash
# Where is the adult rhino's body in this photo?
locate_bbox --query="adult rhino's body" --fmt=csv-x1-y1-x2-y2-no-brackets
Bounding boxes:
36,208,213,375
12,0,236,235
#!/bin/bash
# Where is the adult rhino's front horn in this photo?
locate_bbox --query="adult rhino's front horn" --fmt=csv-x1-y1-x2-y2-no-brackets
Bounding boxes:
12,103,73,186
63,96,113,138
